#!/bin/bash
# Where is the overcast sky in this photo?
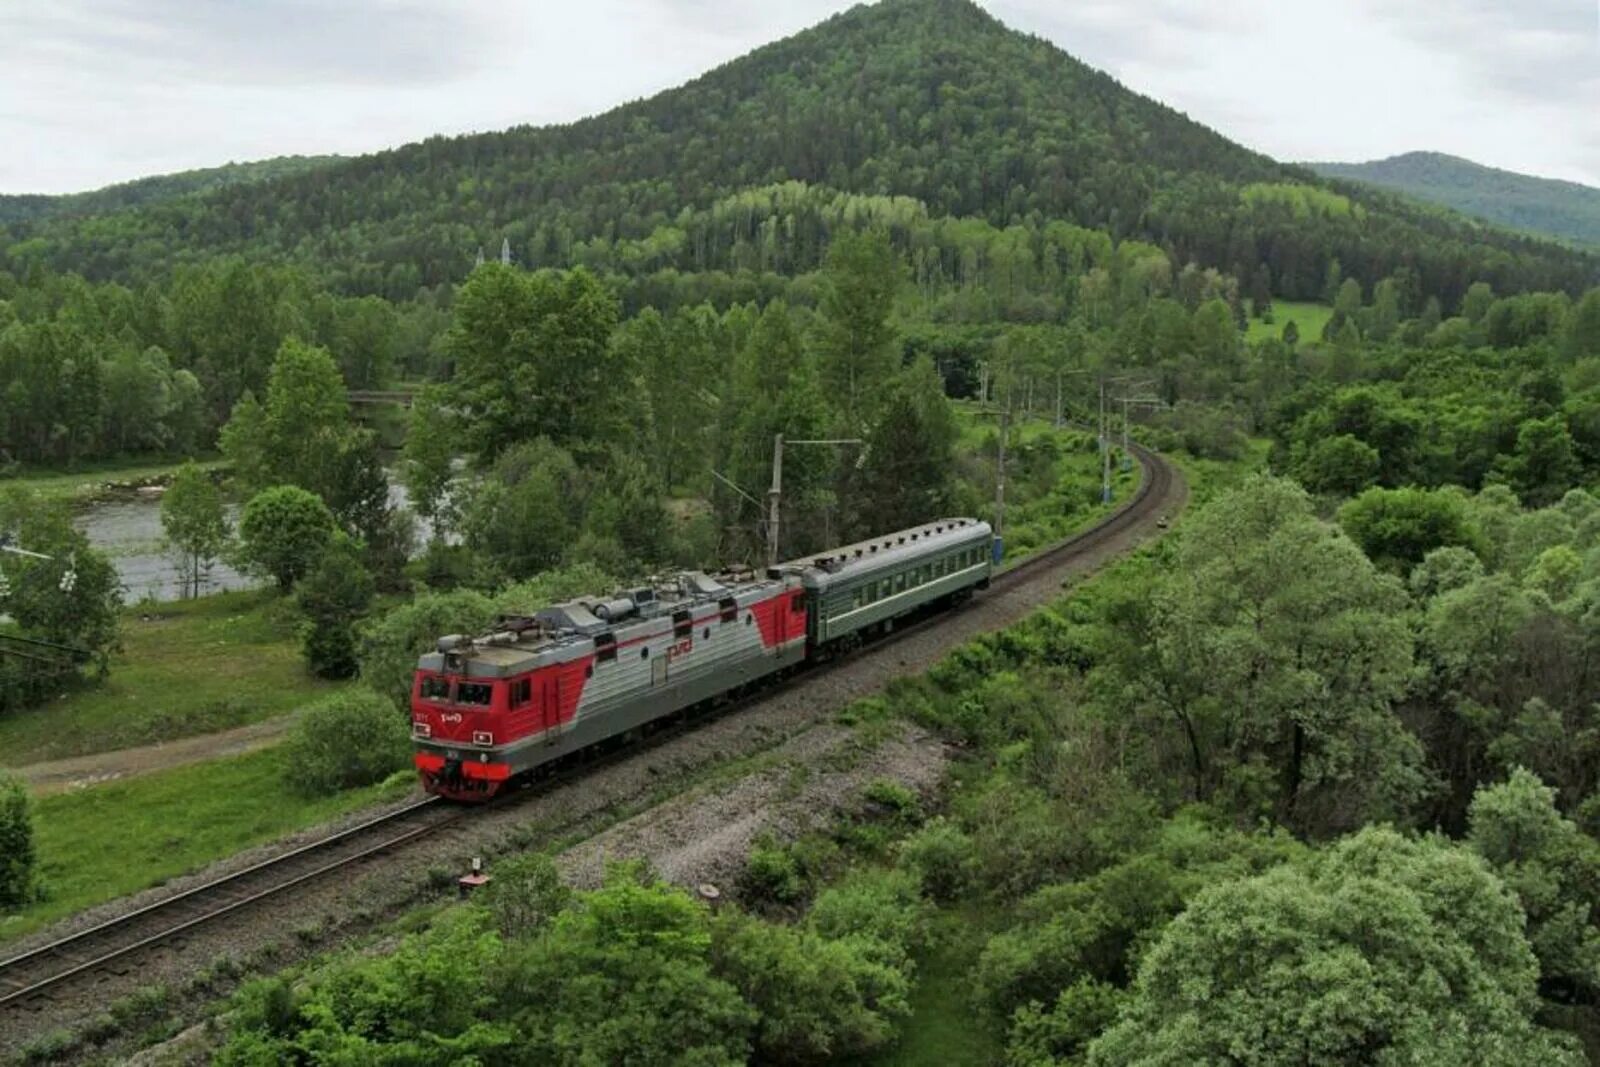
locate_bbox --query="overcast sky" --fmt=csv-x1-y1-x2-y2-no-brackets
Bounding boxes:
2,0,1596,195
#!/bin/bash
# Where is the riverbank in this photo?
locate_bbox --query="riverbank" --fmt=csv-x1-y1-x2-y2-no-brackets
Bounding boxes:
2,455,229,504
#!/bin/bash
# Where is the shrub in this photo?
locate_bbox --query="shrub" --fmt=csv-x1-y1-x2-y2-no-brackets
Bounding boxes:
711,909,912,1063
741,838,804,905
0,771,35,910
283,690,411,795
808,869,927,970
483,852,572,938
897,817,976,902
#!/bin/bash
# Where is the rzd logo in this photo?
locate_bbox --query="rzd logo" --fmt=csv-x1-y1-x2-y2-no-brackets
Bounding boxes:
440,712,463,724
667,638,693,661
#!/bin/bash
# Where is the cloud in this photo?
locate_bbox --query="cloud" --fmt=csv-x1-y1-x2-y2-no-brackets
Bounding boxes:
0,0,1596,194
1,0,500,88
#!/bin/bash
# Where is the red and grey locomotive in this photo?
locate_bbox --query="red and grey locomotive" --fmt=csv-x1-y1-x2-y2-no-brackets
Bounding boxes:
411,517,995,800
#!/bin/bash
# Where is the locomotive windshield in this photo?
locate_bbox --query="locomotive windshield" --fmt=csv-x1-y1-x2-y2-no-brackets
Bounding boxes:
417,675,493,706
457,682,493,706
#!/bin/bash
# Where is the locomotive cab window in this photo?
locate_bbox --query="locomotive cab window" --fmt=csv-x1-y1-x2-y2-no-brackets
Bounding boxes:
512,678,532,706
790,593,806,615
596,633,617,663
420,676,450,701
673,609,693,639
458,682,493,706
719,597,738,623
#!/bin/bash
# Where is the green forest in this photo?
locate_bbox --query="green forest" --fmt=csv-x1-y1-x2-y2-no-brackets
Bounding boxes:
4,0,1600,1062
1312,152,1600,250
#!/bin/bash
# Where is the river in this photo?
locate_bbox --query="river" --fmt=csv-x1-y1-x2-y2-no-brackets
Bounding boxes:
73,473,433,603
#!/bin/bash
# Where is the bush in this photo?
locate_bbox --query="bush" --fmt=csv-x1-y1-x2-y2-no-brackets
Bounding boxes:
282,690,411,795
1005,979,1125,1067
711,909,912,1063
483,852,572,938
0,771,35,910
741,838,804,905
897,817,976,902
808,869,927,970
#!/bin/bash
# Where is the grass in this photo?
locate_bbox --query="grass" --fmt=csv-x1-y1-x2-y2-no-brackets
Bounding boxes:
1,455,228,503
0,589,354,767
0,746,414,943
868,909,1003,1066
1246,299,1333,344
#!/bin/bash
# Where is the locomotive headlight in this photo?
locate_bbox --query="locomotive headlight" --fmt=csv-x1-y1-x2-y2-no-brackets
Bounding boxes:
414,721,431,738
472,730,494,746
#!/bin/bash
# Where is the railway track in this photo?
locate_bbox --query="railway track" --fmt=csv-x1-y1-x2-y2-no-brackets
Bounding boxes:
0,442,1177,1018
0,797,463,1012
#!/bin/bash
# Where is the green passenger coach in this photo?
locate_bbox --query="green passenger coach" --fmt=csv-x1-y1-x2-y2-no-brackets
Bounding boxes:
777,517,995,645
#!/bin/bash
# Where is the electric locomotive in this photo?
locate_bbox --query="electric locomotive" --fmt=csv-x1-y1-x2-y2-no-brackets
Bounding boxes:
410,517,994,800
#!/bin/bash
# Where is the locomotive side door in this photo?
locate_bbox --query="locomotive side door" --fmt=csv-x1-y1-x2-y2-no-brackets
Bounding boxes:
542,677,561,743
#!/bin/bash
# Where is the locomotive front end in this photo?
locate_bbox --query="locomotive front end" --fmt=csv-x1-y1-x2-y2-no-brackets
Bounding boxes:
410,634,514,801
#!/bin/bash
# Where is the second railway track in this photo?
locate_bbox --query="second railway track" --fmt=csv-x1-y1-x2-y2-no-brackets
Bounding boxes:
0,442,1179,1019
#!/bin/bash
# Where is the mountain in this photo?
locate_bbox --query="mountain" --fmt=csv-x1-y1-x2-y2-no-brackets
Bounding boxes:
2,0,1594,304
1309,152,1600,249
0,155,343,226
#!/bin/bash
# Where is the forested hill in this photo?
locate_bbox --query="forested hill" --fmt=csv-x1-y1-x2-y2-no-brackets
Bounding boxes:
0,155,342,226
2,0,1594,304
1309,152,1600,249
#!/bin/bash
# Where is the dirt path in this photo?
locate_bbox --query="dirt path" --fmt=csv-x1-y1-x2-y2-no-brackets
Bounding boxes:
12,717,293,795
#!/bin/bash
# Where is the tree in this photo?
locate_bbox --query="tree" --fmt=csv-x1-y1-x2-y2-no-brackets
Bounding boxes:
1118,477,1423,834
1462,281,1495,324
400,384,459,540
1506,415,1580,508
296,535,375,679
0,772,34,910
1337,486,1484,571
1296,434,1379,496
1565,288,1600,360
1369,276,1402,341
0,489,122,673
846,358,958,537
160,461,229,599
282,690,411,794
445,263,624,462
711,909,913,1063
1089,827,1582,1066
1468,769,1600,1003
816,229,902,427
237,485,335,592
460,439,584,582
